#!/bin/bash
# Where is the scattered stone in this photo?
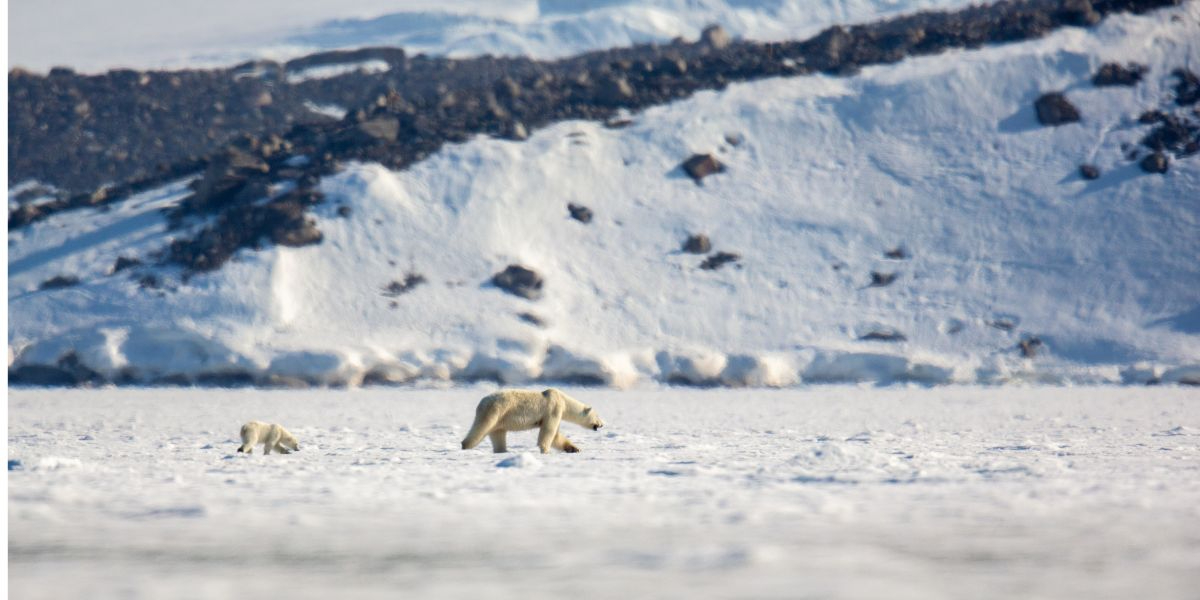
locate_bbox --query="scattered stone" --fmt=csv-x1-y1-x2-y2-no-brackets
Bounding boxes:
701,25,732,50
989,319,1016,332
681,154,725,182
39,275,80,290
1092,62,1148,86
1034,92,1081,126
868,271,898,287
859,329,907,342
682,234,712,254
724,132,745,147
568,203,594,224
336,205,353,218
700,251,740,270
517,312,546,327
1140,151,1169,174
138,274,161,289
884,246,909,259
596,75,635,106
492,265,544,300
111,256,142,274
382,273,427,297
8,459,23,471
358,117,400,141
1018,336,1043,358
1172,68,1200,106
603,118,634,129
1079,164,1101,180
1140,113,1199,157
1138,110,1167,124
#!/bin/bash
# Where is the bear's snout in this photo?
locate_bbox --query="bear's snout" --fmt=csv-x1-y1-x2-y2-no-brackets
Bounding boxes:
593,424,602,431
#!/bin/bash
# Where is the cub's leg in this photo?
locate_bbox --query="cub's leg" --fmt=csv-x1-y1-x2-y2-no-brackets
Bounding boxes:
488,430,508,453
263,429,281,455
238,425,255,453
537,413,562,454
462,411,499,450
552,432,580,453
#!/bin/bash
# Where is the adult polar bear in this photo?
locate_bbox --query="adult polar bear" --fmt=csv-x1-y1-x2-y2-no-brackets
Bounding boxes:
462,388,604,454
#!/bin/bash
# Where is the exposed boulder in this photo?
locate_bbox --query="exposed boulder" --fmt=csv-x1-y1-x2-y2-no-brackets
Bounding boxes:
701,25,732,50
39,275,80,290
1018,336,1044,358
682,234,712,254
568,203,594,223
859,329,907,342
1093,62,1148,86
700,251,740,270
1034,92,1081,126
868,271,898,287
884,246,909,259
1140,151,1169,174
1079,164,1101,180
492,265,544,300
381,273,427,297
1173,68,1200,106
681,154,724,182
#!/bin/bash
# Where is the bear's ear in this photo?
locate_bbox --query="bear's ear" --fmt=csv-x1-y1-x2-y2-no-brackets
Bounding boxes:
582,406,592,416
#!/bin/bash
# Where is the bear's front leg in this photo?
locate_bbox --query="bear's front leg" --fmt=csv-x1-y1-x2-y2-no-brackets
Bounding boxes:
537,414,562,454
552,432,580,453
273,444,292,454
488,430,508,453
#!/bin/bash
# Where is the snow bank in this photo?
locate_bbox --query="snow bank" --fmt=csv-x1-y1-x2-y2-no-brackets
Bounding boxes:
8,4,1200,388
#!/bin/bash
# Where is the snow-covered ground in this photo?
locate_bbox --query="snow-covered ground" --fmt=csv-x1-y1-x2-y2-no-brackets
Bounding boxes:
9,3,1200,387
9,0,980,73
8,385,1200,599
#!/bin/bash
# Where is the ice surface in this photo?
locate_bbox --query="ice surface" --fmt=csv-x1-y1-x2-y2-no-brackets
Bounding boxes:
8,386,1200,599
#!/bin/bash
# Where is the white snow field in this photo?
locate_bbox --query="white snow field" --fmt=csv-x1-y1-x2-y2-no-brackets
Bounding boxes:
7,385,1200,599
10,0,980,73
9,3,1200,388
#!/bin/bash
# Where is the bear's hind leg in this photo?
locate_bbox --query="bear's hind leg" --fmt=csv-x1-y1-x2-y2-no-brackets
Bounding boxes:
462,413,499,450
488,430,508,453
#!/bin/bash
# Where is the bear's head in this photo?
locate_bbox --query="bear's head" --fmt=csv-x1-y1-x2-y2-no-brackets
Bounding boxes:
279,430,301,452
545,388,605,431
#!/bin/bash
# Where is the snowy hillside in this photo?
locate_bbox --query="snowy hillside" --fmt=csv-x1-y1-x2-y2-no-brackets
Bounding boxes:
8,2,1200,387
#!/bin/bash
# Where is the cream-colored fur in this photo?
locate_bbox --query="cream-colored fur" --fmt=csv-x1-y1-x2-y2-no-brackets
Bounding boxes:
238,421,300,455
461,388,605,454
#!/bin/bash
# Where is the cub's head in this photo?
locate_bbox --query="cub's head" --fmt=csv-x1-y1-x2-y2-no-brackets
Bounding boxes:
544,388,605,431
279,430,301,452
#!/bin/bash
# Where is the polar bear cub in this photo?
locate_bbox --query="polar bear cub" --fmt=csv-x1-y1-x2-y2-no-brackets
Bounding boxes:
462,388,604,454
237,421,300,455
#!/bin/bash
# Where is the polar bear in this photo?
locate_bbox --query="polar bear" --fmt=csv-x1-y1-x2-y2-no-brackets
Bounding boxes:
461,388,604,454
237,421,300,455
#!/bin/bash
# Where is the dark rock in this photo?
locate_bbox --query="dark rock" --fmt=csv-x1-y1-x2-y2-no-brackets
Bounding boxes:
859,330,907,342
989,319,1016,331
701,25,732,50
194,371,258,387
1173,68,1200,106
868,271,898,287
1034,92,1081,126
596,74,634,106
492,265,544,300
700,251,740,270
9,364,81,386
39,275,81,290
1092,62,1147,86
517,312,546,327
1079,164,1101,180
604,118,634,129
681,154,724,182
1140,151,1169,173
8,459,23,471
724,132,745,147
683,234,712,254
1018,336,1043,358
884,246,909,259
1140,114,1199,156
1138,110,1167,124
111,256,142,274
382,273,427,297
568,203,594,223
138,274,161,289
358,116,400,141
337,205,353,218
